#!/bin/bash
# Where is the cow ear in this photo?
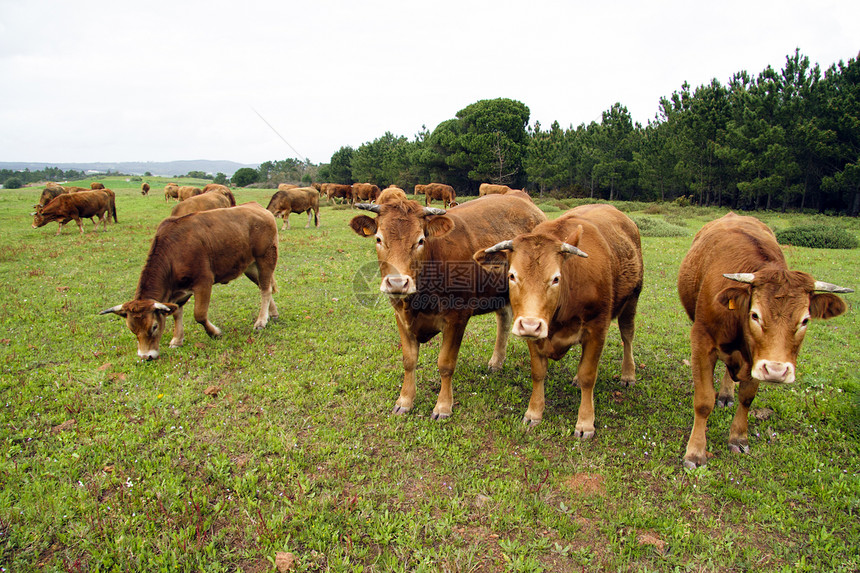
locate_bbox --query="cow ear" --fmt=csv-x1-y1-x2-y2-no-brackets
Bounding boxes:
809,293,848,320
716,286,750,311
154,302,179,316
473,248,508,271
565,224,584,247
349,215,377,237
425,215,454,238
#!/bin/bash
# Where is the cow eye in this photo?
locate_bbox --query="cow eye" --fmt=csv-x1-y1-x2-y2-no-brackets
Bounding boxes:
508,273,516,282
750,311,760,322
376,236,382,244
150,324,159,336
417,238,425,247
551,275,560,285
801,317,810,327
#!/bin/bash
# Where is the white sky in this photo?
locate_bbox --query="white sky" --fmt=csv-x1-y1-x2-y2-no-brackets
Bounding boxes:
1,0,857,166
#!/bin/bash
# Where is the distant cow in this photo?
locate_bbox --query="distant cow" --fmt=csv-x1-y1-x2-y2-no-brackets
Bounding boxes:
323,183,352,204
277,183,299,192
474,204,643,437
413,184,427,199
178,186,203,201
32,190,112,235
424,183,457,209
36,185,68,208
479,183,512,196
141,183,150,195
170,192,233,217
202,183,236,206
266,187,320,230
677,212,852,467
90,182,105,190
350,194,546,419
99,202,279,360
164,184,180,201
352,183,380,205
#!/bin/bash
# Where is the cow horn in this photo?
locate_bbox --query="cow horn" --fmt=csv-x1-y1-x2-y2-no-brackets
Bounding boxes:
153,303,172,312
723,273,755,284
561,243,588,258
484,240,514,254
98,305,124,315
355,203,381,213
424,207,446,216
813,281,854,294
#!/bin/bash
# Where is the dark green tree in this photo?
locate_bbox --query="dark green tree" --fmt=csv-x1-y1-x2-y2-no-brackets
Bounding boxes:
231,167,259,187
328,146,354,183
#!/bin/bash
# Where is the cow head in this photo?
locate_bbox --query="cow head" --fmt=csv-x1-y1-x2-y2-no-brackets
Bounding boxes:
474,227,588,339
720,270,851,383
350,200,452,298
99,300,179,360
31,209,49,228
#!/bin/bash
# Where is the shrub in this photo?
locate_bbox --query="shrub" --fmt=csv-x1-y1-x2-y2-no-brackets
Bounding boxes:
3,177,23,189
538,203,561,213
630,215,690,237
775,225,858,249
231,167,259,187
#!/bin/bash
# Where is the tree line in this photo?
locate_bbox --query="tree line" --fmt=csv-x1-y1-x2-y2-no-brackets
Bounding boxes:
300,49,859,214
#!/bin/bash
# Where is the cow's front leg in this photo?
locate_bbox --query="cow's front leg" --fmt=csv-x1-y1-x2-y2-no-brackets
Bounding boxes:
523,341,548,426
683,326,718,468
728,378,760,454
488,305,512,372
393,312,419,415
169,305,185,347
432,321,466,420
193,285,221,338
573,331,606,439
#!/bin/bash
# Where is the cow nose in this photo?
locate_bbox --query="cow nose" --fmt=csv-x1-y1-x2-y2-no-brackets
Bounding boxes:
753,360,795,383
138,349,159,361
381,274,414,296
513,317,547,339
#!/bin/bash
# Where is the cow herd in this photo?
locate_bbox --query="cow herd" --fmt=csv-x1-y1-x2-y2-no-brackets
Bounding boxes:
28,180,854,467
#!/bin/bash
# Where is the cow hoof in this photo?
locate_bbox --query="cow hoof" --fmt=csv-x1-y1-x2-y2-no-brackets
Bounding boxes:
487,362,503,373
431,411,451,421
574,429,595,439
522,416,541,427
728,442,750,454
253,323,267,330
682,458,701,469
620,377,636,388
391,405,410,415
716,396,734,408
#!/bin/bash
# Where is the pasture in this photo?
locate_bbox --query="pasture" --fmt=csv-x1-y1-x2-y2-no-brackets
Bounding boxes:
1,178,858,572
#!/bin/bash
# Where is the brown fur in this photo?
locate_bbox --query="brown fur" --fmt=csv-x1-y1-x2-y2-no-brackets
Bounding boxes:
474,204,643,436
423,183,457,209
265,187,320,230
36,186,68,208
678,212,850,467
171,192,232,217
164,184,180,201
100,202,279,359
177,186,203,202
277,183,299,191
352,183,380,204
350,194,547,420
201,183,236,206
479,183,512,196
90,182,105,190
322,183,352,204
32,190,111,235
141,183,150,195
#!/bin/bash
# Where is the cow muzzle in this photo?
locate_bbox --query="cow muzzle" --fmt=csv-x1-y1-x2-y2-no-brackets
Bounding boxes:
751,360,795,384
138,348,160,361
381,274,416,297
512,317,548,339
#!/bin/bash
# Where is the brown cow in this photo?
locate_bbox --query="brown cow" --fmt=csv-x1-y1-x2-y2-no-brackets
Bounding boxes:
32,190,112,235
99,202,279,360
424,183,457,209
479,183,512,196
178,186,203,201
45,182,65,192
324,183,352,204
99,188,118,223
90,182,105,190
377,187,408,204
277,183,299,191
352,183,380,205
202,183,236,206
266,187,320,230
413,184,427,199
170,192,233,217
164,184,180,201
678,212,852,468
141,182,150,195
474,204,643,437
350,194,547,419
36,185,68,208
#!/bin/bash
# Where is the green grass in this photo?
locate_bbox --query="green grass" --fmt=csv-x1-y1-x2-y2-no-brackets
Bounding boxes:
1,180,858,571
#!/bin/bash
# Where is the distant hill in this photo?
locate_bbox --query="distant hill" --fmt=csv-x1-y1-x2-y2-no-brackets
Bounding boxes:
0,160,258,177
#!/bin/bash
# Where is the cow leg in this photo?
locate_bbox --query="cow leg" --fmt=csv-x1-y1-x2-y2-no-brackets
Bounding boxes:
432,320,467,420
285,214,291,230
683,325,719,468
617,295,639,387
245,258,278,329
728,378,760,454
488,305,512,372
55,222,65,235
717,369,736,407
192,284,221,338
523,341,548,426
573,330,607,439
305,210,312,228
75,216,85,234
100,212,109,232
314,208,319,227
393,312,419,415
169,305,185,347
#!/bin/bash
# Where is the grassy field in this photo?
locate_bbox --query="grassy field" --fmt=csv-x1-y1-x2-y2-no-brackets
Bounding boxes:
1,178,858,572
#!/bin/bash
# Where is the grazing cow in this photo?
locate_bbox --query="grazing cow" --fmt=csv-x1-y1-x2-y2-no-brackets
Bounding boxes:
170,192,233,217
474,204,643,436
479,183,512,196
90,182,105,190
266,186,320,230
424,183,457,209
65,186,89,193
678,212,852,467
352,183,380,205
277,183,299,191
164,184,180,201
202,183,236,206
413,184,427,199
45,182,65,191
141,183,150,195
36,185,68,208
324,183,352,204
350,194,547,419
178,186,203,201
99,202,279,360
32,190,112,235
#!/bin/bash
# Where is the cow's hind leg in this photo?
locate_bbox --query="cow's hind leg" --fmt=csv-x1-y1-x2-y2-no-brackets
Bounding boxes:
617,294,639,387
488,305,512,372
717,369,736,407
245,258,278,329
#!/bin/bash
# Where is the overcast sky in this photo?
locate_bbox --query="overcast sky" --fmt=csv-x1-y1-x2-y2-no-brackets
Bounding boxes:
1,0,858,166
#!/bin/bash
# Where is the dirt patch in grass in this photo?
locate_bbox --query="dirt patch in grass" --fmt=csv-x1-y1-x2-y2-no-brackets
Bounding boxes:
562,473,607,497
